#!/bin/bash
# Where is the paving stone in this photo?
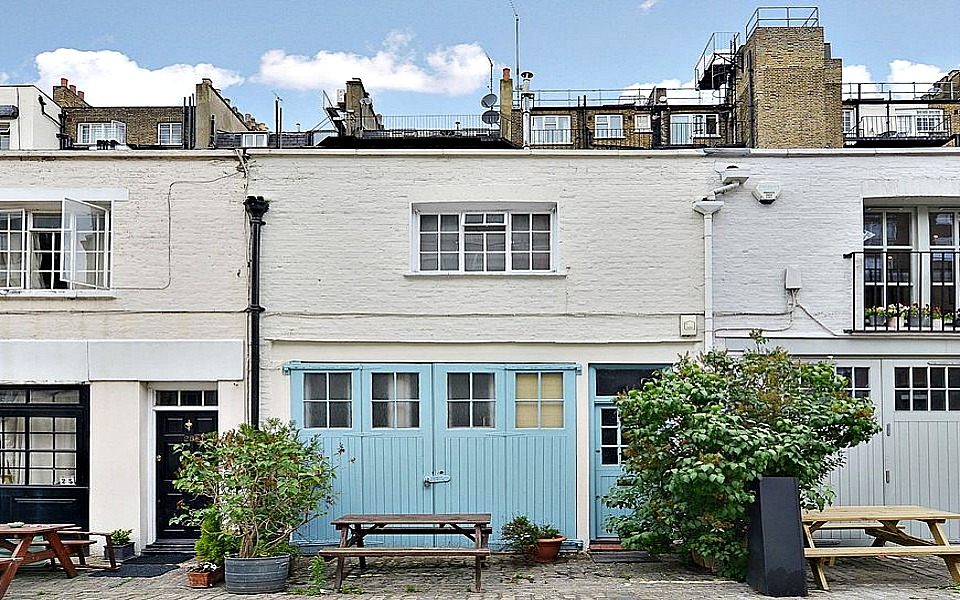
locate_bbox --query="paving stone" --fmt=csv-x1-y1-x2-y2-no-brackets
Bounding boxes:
4,552,960,599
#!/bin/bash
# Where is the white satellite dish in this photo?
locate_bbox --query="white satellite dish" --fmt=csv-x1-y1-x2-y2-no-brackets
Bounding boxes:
481,93,498,108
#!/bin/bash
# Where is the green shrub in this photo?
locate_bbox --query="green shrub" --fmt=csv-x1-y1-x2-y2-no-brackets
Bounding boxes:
194,515,240,565
606,333,880,580
109,529,133,545
500,515,561,555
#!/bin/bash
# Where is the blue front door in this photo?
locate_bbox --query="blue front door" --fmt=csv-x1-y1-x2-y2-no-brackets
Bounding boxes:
289,362,578,546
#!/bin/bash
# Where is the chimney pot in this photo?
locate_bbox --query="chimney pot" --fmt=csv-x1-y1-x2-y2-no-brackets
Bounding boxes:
503,68,511,79
78,91,84,99
69,85,76,93
60,78,68,87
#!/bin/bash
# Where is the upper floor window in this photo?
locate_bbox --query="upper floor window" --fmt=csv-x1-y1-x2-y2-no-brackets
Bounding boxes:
414,205,555,273
634,113,652,133
670,113,719,144
531,115,571,145
842,109,856,134
77,121,125,145
594,114,624,139
241,133,268,148
0,199,111,291
0,123,9,150
157,123,182,146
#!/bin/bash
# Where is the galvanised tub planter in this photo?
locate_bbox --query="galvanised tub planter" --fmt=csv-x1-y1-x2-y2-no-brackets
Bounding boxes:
224,555,290,594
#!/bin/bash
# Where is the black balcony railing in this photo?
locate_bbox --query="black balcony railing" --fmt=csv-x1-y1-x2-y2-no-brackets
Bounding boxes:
846,250,960,333
845,114,952,140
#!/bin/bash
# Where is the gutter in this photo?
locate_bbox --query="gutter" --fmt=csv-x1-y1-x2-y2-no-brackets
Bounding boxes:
244,195,270,427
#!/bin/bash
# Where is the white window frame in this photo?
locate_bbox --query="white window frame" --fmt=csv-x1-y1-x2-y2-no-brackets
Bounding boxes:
241,133,268,148
157,122,183,146
0,123,10,150
77,121,126,145
594,114,624,139
531,115,571,145
634,113,652,133
0,199,112,293
842,109,856,134
670,113,720,144
411,202,558,275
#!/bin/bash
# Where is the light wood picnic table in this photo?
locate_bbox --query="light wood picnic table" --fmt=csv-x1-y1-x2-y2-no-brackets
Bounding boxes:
802,505,960,590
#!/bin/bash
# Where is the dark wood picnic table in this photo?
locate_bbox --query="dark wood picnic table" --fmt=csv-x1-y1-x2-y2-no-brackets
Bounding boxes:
0,524,78,598
320,513,492,592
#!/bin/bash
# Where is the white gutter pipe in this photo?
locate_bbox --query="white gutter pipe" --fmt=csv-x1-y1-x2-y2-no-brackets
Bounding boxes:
694,199,724,352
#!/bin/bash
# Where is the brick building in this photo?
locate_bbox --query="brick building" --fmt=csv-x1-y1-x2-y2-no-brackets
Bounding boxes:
53,78,264,149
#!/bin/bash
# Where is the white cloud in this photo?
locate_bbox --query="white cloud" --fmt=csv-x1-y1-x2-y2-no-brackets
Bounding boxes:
887,59,945,84
0,72,8,85
255,31,489,96
34,49,243,105
622,77,718,104
639,0,660,12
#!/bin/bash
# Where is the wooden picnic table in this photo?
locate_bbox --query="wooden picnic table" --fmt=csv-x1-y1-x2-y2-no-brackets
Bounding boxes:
0,524,79,598
802,505,960,590
319,513,492,592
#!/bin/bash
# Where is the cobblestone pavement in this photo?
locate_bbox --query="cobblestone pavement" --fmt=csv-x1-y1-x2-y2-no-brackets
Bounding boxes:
4,552,960,599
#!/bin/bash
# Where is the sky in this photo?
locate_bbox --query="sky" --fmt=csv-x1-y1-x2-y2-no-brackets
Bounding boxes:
1,0,958,130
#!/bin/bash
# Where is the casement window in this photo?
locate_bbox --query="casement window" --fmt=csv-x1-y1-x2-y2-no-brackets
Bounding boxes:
594,114,624,139
157,122,183,146
241,133,268,148
0,123,9,150
515,372,564,428
634,113,652,133
892,109,945,136
842,109,856,134
414,205,556,273
77,121,125,145
0,199,111,291
0,388,87,487
836,366,870,398
303,372,353,428
531,115,571,145
670,113,719,144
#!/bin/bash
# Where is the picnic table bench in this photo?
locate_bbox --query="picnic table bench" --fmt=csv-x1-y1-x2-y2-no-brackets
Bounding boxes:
318,513,492,592
802,505,960,590
0,524,79,598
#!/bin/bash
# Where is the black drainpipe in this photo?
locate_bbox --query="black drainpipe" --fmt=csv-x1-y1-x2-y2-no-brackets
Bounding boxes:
244,195,269,428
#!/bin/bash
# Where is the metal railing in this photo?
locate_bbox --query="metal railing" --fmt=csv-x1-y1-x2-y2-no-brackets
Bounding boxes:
843,81,960,102
846,250,960,333
694,32,740,90
517,87,727,108
845,114,952,139
745,6,819,38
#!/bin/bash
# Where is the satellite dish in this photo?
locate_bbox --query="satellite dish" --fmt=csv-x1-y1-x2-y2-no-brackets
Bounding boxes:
359,97,373,105
481,93,498,108
481,110,500,125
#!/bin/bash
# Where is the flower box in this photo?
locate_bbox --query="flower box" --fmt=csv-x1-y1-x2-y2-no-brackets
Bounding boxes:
187,565,224,588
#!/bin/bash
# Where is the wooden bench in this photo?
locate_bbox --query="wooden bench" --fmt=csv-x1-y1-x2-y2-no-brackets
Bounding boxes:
317,547,492,592
806,546,960,558
33,531,118,570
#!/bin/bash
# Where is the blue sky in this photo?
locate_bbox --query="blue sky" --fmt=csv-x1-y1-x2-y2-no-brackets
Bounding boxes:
2,0,958,130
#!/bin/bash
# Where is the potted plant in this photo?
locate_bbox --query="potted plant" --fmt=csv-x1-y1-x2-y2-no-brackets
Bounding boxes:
185,515,238,588
886,303,906,328
107,528,135,562
931,305,945,331
500,515,566,563
172,419,336,594
186,561,225,588
863,305,883,328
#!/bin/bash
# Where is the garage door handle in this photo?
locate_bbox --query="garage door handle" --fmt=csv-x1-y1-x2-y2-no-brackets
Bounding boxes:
423,473,451,487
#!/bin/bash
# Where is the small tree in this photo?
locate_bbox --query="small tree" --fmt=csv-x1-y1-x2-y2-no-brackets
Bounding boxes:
172,419,336,558
607,334,880,580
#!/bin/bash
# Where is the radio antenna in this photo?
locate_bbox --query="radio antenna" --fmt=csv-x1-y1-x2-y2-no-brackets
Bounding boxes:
509,0,520,90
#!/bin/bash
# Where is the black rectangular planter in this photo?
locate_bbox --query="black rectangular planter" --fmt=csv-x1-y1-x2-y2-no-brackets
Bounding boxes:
746,476,807,597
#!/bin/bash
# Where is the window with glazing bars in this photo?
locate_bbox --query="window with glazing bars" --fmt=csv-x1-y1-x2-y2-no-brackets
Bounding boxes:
418,211,552,273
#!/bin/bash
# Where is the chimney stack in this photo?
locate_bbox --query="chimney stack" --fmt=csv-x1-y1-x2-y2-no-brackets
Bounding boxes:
69,85,76,93
499,68,514,142
60,78,68,87
78,90,84,100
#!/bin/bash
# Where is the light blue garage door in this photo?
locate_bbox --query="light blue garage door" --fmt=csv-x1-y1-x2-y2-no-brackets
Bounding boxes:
287,362,579,547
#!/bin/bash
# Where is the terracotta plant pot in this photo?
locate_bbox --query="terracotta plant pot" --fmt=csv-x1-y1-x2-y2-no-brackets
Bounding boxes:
187,566,225,588
531,535,565,563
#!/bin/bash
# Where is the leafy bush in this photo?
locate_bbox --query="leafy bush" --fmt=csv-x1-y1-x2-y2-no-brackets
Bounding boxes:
606,335,880,580
501,515,561,555
194,515,240,565
172,419,336,558
109,528,133,545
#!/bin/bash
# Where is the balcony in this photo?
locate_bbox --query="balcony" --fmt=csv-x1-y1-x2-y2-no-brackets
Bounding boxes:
844,114,954,147
846,250,960,333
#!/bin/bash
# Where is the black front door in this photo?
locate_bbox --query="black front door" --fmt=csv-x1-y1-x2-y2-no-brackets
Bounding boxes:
156,412,217,540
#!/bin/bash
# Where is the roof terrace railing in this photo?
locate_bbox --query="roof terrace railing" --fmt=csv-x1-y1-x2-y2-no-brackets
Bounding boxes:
745,6,819,38
843,81,960,102
694,32,740,90
519,87,728,108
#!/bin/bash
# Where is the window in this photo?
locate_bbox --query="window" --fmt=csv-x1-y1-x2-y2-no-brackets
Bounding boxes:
0,388,85,487
372,372,420,428
836,366,870,398
447,372,495,428
155,390,218,407
0,123,9,150
531,115,571,145
77,121,125,145
598,406,626,465
863,210,913,309
893,109,945,136
842,109,856,134
241,133,268,148
634,113,652,133
157,123,183,146
894,366,960,411
0,199,111,291
594,114,624,139
670,113,719,144
416,208,554,273
303,372,352,428
930,211,959,314
515,372,564,428
594,367,663,397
